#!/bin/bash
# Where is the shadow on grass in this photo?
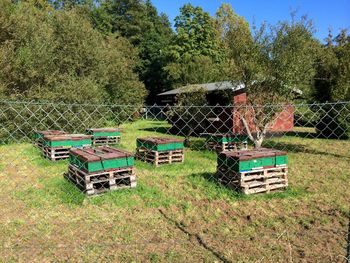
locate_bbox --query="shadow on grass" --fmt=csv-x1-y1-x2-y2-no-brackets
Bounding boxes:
286,130,349,141
44,176,86,206
139,126,171,135
188,172,307,201
285,131,317,139
263,141,350,159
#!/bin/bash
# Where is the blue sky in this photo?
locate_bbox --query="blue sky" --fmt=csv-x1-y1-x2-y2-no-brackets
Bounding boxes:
152,0,350,42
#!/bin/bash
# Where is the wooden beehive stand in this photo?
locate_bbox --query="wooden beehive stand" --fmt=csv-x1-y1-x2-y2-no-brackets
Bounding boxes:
86,128,121,146
40,134,92,161
33,130,67,150
136,137,185,167
65,146,136,196
204,133,248,152
216,149,288,195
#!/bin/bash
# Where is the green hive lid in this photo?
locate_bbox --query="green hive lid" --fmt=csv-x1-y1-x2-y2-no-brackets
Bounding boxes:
70,146,133,162
86,128,120,133
219,148,287,161
137,137,184,145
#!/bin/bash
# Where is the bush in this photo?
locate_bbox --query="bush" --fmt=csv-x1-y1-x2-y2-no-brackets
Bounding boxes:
315,104,350,139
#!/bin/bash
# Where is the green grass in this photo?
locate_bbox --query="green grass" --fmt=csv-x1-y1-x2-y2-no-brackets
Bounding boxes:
0,120,349,262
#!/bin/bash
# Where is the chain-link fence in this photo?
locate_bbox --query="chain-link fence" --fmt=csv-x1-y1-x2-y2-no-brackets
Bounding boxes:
0,100,349,262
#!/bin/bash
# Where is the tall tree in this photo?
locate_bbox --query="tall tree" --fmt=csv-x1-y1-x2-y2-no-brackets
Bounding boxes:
314,29,350,138
0,0,146,105
91,0,173,103
164,4,227,87
222,8,318,147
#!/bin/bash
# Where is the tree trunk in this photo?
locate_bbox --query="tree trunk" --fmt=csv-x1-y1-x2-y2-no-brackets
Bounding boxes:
240,116,270,149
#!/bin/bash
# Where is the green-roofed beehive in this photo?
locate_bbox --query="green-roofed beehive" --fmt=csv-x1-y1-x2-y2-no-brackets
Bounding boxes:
86,128,121,146
66,146,136,196
216,148,288,195
41,134,92,161
205,133,248,152
136,137,185,166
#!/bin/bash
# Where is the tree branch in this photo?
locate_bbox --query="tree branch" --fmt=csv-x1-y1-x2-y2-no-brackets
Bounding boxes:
240,115,255,143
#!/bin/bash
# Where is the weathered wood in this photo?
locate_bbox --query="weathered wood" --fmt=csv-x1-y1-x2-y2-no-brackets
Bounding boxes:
136,148,184,167
216,165,288,195
42,147,70,161
65,164,136,196
92,136,121,146
206,141,248,152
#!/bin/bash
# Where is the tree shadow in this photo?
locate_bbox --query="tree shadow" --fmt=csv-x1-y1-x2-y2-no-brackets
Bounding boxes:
139,126,170,135
285,131,317,139
189,172,307,200
263,141,350,160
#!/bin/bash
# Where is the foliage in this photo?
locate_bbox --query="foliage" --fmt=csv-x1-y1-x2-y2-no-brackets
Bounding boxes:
164,4,227,87
165,55,228,86
222,8,318,147
313,29,350,138
91,0,173,103
315,104,350,139
0,0,146,105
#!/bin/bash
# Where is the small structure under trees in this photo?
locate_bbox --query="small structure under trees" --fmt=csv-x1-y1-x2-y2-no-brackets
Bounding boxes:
158,81,298,145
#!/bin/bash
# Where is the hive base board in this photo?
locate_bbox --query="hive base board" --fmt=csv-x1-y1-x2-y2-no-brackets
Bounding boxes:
216,166,288,195
92,136,121,146
65,164,136,196
136,148,184,167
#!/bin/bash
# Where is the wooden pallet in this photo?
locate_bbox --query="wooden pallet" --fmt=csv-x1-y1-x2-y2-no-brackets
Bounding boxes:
136,148,184,167
33,140,44,150
65,164,136,196
206,141,248,152
42,146,70,161
216,166,288,195
92,136,121,146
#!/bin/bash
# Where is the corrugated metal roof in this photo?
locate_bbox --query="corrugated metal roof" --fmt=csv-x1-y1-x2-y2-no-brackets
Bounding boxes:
157,81,245,96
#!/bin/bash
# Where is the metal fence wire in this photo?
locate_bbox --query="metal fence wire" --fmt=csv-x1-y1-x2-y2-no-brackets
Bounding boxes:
0,100,349,262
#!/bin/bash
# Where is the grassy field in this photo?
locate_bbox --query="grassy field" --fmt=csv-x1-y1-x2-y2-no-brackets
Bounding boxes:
0,120,349,262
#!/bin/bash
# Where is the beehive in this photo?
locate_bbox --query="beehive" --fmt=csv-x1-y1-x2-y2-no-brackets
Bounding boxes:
86,128,121,145
136,137,184,166
66,146,136,195
41,134,92,161
216,148,288,194
205,133,248,152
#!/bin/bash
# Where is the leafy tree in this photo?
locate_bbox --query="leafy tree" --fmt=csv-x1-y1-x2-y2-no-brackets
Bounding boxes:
164,4,227,87
91,0,173,103
170,4,223,61
314,29,350,138
0,0,146,105
222,9,318,147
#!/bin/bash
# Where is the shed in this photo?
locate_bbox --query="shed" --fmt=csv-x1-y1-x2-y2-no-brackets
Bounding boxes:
157,81,297,135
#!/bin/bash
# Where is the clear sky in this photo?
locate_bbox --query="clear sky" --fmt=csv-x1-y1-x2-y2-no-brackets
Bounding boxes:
152,0,350,42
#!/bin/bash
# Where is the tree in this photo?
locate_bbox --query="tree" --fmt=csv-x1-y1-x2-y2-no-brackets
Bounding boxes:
314,29,350,138
91,0,173,104
164,4,227,88
222,8,318,148
0,0,146,105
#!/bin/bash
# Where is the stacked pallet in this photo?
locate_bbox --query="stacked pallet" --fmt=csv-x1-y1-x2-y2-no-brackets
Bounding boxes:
33,130,67,149
65,146,136,195
86,128,121,146
136,137,184,166
41,134,92,161
205,133,248,152
216,148,288,194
